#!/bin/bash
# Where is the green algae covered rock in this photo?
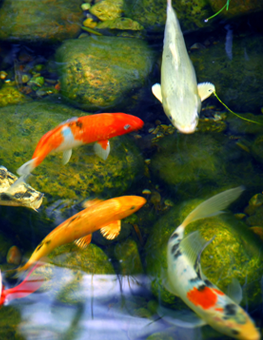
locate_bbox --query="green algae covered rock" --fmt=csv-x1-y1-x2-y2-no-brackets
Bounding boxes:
0,100,144,244
56,36,155,111
145,196,263,308
0,0,82,42
191,34,263,114
123,0,213,32
0,84,30,107
149,133,263,201
90,0,124,21
96,17,144,31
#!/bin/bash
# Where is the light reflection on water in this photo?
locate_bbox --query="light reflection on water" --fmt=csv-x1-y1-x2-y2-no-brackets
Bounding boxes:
8,267,202,340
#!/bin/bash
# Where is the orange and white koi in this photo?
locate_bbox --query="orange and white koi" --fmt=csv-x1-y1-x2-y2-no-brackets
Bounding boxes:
0,263,44,306
17,113,144,177
166,187,260,340
15,195,146,273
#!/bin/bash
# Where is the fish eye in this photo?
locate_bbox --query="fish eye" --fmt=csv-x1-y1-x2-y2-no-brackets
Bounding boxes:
124,124,131,130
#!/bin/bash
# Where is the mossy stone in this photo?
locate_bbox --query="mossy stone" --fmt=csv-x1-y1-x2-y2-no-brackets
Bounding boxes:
145,196,263,307
208,0,263,19
149,132,263,201
89,0,123,21
0,0,82,42
56,36,155,111
0,85,29,107
191,34,263,113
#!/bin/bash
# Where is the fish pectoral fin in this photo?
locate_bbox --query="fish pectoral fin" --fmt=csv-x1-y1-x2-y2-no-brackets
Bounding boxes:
180,231,214,269
162,273,179,296
62,149,72,165
100,220,121,240
74,234,92,249
94,140,110,160
197,82,215,101
82,198,103,209
226,277,243,305
157,305,207,328
152,83,163,103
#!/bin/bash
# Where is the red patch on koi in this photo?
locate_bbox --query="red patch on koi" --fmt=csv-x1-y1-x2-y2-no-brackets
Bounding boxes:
187,286,218,309
213,288,224,296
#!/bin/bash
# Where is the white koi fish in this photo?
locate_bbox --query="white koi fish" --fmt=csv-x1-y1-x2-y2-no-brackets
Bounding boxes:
166,187,260,339
152,0,215,134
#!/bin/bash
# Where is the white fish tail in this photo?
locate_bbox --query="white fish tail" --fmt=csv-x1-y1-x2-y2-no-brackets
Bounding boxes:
181,186,244,228
17,158,36,177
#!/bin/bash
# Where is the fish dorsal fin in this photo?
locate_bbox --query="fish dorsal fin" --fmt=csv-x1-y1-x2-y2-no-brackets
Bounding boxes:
94,140,110,160
100,220,121,240
62,149,72,165
226,278,243,305
152,83,162,103
180,231,214,269
82,198,103,209
181,186,244,228
197,82,215,101
74,234,92,249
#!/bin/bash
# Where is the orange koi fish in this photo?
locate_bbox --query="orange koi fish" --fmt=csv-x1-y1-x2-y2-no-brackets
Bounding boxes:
17,113,144,177
15,195,146,273
0,263,44,306
166,187,260,340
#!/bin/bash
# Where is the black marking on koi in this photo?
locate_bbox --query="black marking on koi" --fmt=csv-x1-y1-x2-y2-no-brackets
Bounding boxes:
76,120,83,129
189,276,200,283
204,279,213,287
197,284,206,291
174,249,182,259
170,233,179,240
171,243,179,254
224,304,237,316
36,243,44,252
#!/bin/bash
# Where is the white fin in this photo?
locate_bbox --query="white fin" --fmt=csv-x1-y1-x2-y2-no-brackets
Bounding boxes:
6,175,30,194
17,159,36,176
180,231,214,268
226,278,243,305
157,305,207,328
100,220,121,240
74,234,92,249
94,140,110,160
152,83,163,103
181,186,244,229
62,149,72,165
197,82,215,101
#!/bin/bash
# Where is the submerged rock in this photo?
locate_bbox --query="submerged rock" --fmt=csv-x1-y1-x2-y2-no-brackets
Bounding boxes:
0,166,43,211
56,35,155,111
145,195,263,307
191,34,263,113
0,0,82,42
208,0,263,19
149,133,262,201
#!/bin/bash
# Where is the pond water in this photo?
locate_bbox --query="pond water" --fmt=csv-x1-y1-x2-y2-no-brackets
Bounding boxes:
0,0,263,339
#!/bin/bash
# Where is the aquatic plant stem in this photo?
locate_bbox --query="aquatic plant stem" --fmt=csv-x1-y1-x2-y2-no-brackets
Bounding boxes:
213,91,263,126
205,0,230,22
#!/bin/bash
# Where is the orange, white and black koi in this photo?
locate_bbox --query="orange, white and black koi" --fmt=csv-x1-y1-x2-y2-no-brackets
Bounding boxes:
17,113,144,177
166,187,260,340
0,263,44,306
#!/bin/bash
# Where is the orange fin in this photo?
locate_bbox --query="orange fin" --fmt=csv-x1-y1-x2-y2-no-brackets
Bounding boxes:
82,198,103,209
74,234,92,249
100,220,121,240
94,140,110,160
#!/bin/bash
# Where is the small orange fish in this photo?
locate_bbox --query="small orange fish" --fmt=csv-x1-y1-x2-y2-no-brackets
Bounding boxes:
17,113,144,177
15,195,146,273
0,263,44,306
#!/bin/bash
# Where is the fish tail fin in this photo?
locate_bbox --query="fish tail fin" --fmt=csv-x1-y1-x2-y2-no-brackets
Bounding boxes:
181,186,244,228
5,174,30,196
17,158,36,177
4,262,44,302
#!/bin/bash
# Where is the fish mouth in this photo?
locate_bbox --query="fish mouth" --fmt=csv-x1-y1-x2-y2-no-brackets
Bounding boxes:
177,125,196,134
